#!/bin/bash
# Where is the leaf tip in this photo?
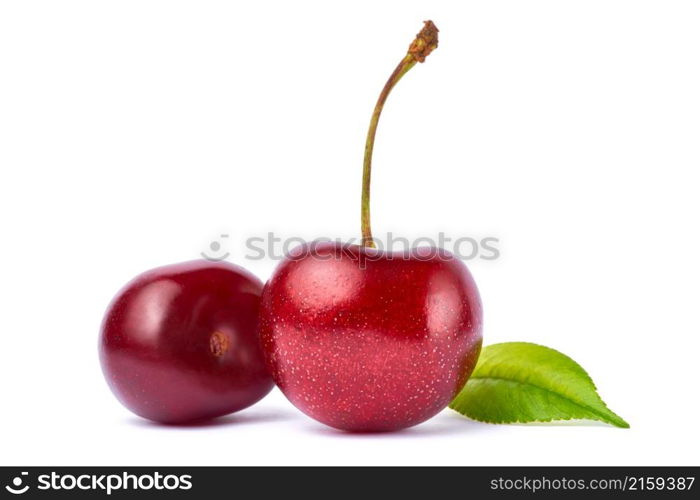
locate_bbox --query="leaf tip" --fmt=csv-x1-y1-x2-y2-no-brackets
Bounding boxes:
611,416,630,429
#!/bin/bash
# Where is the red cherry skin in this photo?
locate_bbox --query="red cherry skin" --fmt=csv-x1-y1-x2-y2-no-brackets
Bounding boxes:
260,242,483,432
99,260,274,424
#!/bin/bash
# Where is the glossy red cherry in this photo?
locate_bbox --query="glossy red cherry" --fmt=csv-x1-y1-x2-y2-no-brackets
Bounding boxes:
99,260,273,424
260,21,484,431
260,242,482,431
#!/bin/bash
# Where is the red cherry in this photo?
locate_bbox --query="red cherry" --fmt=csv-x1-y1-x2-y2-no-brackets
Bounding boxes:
260,21,482,431
99,260,273,424
260,242,482,431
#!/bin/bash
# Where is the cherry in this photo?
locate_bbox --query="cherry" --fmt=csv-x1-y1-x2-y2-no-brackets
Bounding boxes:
99,260,273,424
259,21,483,432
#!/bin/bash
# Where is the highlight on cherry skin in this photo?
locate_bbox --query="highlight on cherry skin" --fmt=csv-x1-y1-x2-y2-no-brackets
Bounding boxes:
99,260,274,424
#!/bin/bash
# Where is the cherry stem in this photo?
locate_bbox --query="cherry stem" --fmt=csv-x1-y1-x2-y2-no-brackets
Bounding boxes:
361,20,439,248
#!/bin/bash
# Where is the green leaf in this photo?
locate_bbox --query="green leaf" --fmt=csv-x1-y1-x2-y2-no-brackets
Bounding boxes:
450,342,629,428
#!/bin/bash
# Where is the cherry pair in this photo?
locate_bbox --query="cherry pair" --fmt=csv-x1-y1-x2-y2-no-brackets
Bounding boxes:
100,22,483,432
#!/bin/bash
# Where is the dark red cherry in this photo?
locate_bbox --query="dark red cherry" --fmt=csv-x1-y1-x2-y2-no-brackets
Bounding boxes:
99,260,273,424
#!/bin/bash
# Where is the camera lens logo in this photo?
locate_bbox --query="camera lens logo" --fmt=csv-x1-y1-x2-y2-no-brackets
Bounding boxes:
5,472,29,495
201,234,230,261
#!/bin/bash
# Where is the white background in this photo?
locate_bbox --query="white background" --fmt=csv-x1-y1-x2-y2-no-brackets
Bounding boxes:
1,0,699,466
